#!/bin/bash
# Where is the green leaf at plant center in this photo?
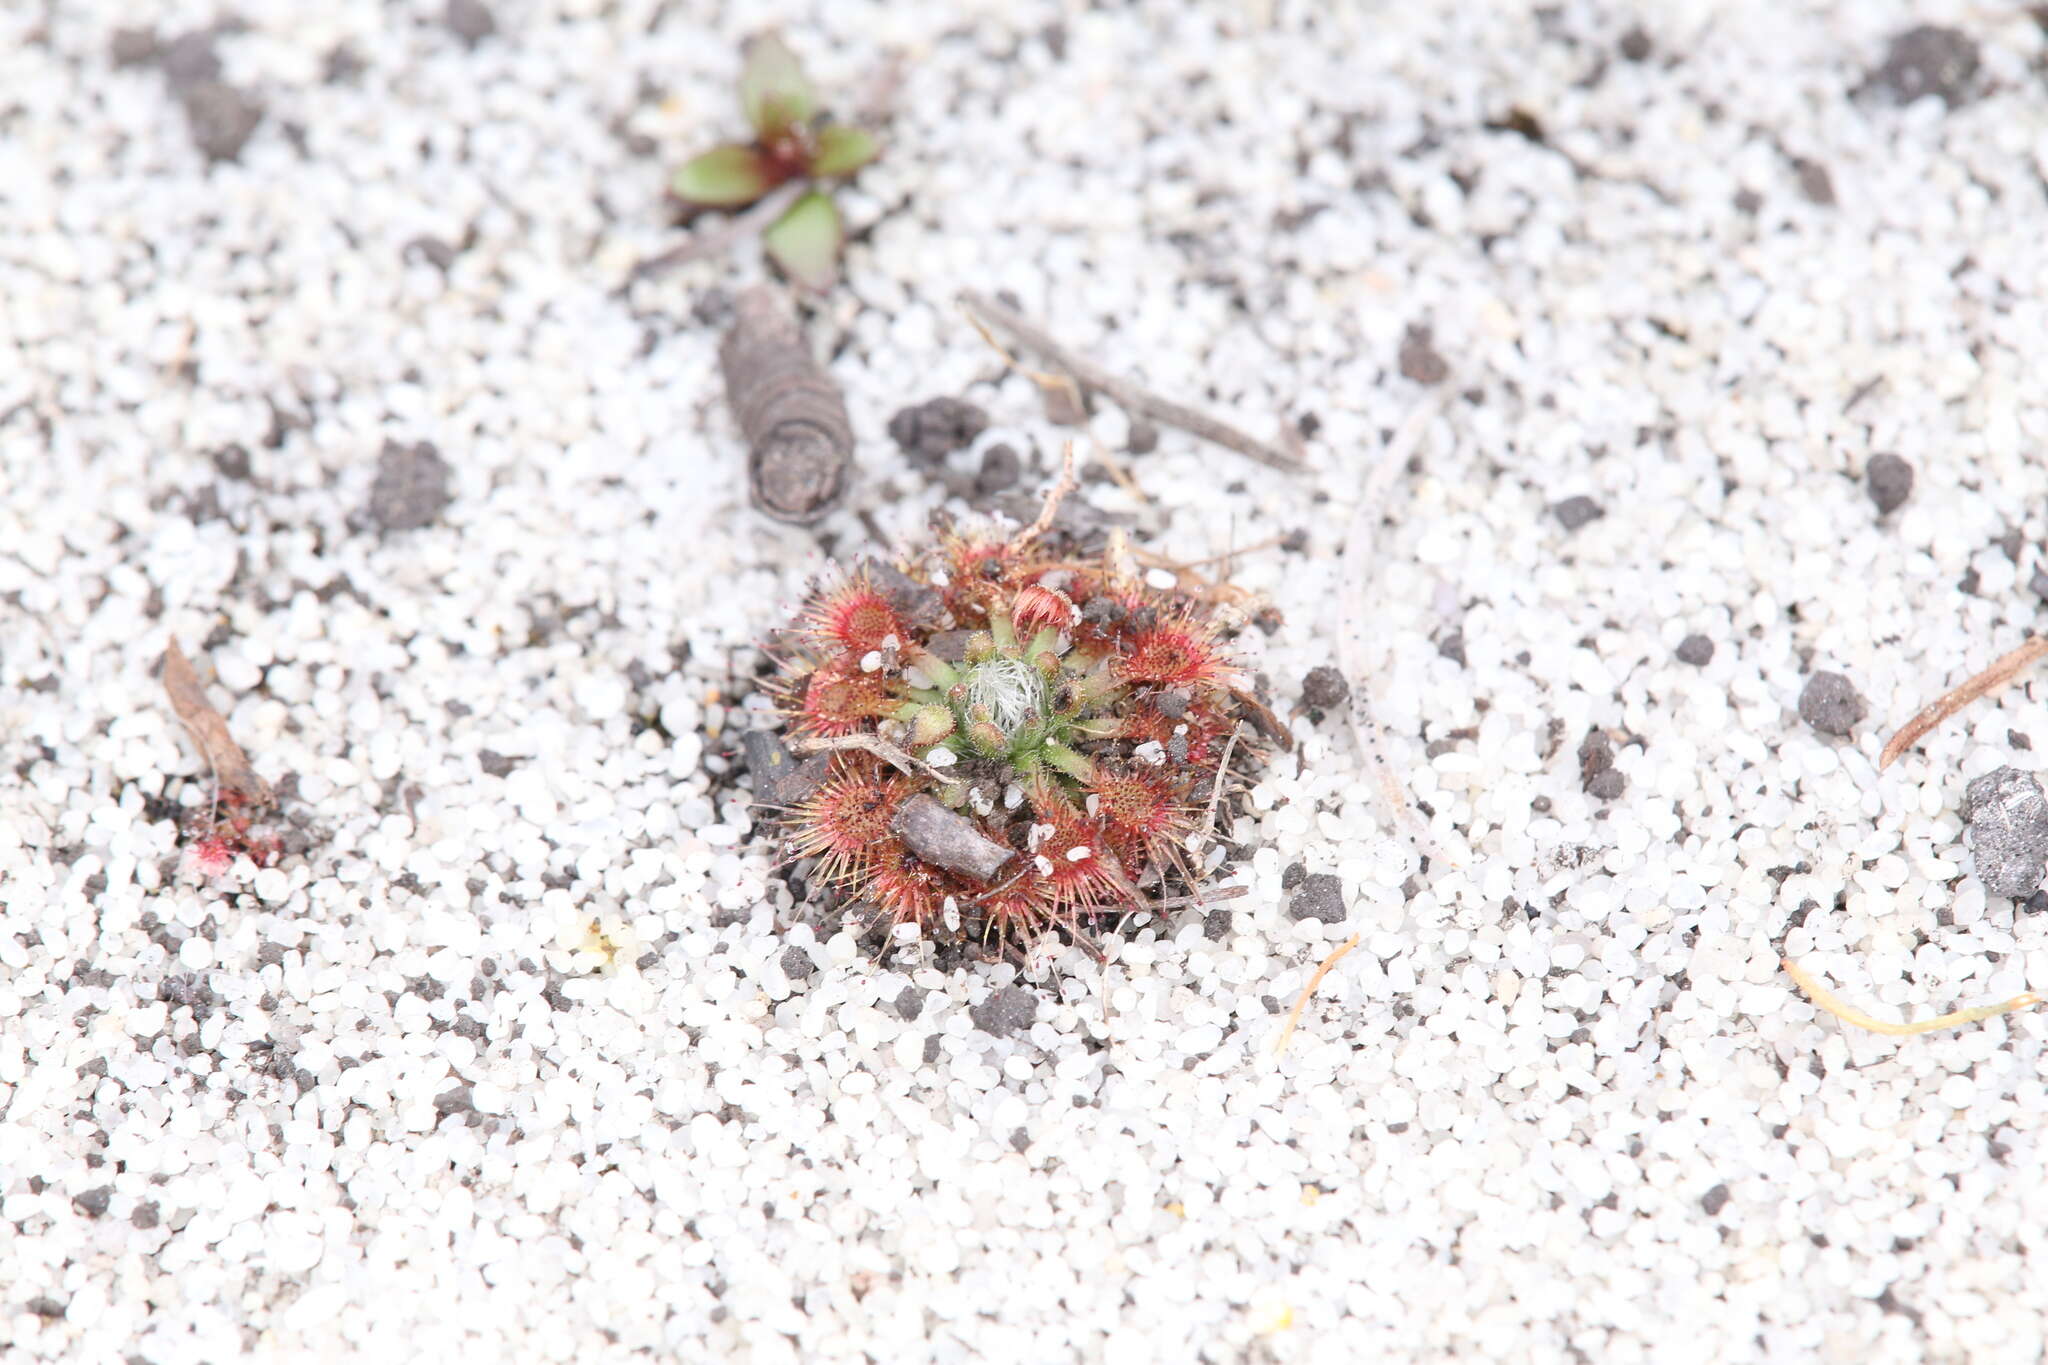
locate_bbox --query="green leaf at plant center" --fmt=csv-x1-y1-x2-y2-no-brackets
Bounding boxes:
671,143,781,207
763,190,843,291
808,124,878,178
740,33,815,141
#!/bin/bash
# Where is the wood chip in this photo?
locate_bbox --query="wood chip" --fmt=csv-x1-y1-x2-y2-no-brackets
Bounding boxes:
889,793,1015,881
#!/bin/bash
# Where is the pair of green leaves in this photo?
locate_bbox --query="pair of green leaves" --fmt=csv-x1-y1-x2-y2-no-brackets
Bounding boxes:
671,34,880,290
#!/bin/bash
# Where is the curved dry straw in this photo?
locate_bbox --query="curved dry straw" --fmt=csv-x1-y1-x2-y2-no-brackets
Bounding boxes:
1783,956,2043,1036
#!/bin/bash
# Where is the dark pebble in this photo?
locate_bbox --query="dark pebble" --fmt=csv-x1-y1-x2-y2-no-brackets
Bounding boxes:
72,1186,113,1219
1203,907,1232,941
921,1033,943,1064
1866,453,1913,514
1618,26,1652,61
323,44,366,83
1794,158,1835,207
886,397,988,463
860,557,945,623
1125,418,1160,455
211,443,252,481
1437,630,1467,666
1675,634,1714,667
1287,873,1347,924
975,443,1022,497
365,439,453,531
1552,495,1605,531
1399,324,1449,386
1798,671,1867,737
1701,1183,1731,1217
1300,665,1351,710
779,946,815,983
110,27,160,66
893,985,924,1022
1281,861,1306,891
1872,26,1978,107
404,236,459,272
477,749,517,778
433,1084,475,1117
2031,569,2048,602
1578,729,1626,801
741,729,828,807
445,0,498,45
131,1201,161,1230
26,1297,65,1320
970,985,1037,1038
182,82,264,163
1961,767,2048,899
159,31,222,88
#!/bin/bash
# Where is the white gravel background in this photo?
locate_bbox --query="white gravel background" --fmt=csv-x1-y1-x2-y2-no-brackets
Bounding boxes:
6,2,2048,1361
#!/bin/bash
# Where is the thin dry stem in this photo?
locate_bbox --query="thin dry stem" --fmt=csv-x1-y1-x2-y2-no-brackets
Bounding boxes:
1194,722,1244,854
1139,883,1248,914
1010,440,1078,552
959,290,1302,472
1132,535,1287,575
1274,934,1362,1056
1089,443,1150,504
786,733,952,785
1338,387,1454,864
959,307,1089,417
1782,956,2045,1036
622,181,807,290
1878,635,2048,771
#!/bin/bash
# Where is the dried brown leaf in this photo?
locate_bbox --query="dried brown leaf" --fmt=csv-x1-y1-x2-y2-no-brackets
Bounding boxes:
162,640,273,807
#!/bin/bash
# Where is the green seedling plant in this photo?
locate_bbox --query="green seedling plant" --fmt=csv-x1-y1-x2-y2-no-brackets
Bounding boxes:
670,32,880,290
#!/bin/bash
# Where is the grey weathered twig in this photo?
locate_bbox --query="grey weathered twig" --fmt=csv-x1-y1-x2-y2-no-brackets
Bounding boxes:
719,283,853,524
958,290,1303,472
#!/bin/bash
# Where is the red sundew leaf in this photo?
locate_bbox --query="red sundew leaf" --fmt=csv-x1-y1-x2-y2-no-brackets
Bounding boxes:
670,143,782,207
739,32,815,141
797,659,893,737
763,190,843,292
807,123,878,178
800,573,904,655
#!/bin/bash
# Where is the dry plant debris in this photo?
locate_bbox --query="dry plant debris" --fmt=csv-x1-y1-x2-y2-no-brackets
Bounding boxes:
958,290,1302,471
1782,956,2043,1037
719,283,853,523
1878,635,2048,771
160,640,282,877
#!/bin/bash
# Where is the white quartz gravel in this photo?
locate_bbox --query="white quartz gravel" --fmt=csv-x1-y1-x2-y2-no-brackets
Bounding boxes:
5,2,2048,1361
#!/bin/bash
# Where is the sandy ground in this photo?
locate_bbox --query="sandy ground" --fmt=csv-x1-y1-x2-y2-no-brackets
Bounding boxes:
5,3,2048,1362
